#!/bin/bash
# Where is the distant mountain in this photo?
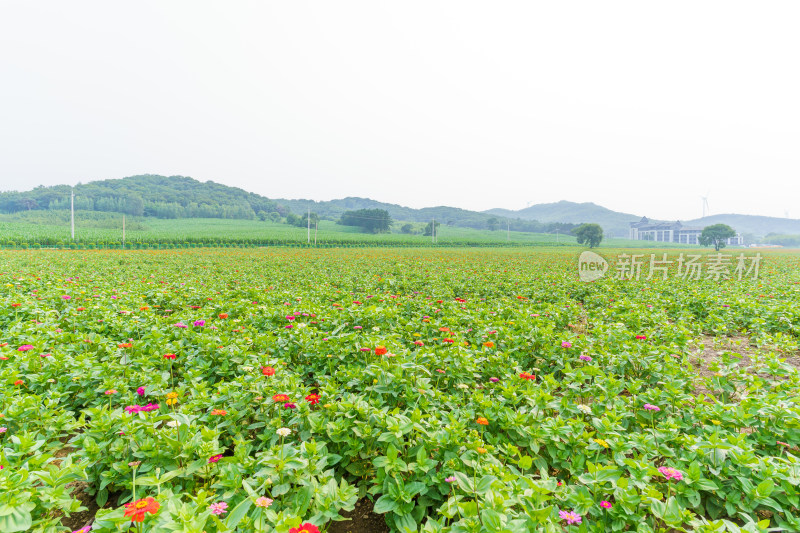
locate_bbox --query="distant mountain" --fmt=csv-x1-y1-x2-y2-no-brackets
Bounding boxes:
683,214,800,238
486,201,642,237
4,176,796,238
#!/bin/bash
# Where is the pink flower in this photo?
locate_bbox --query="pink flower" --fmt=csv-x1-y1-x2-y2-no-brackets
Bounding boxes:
209,501,228,515
62,295,71,300
136,386,145,396
657,466,683,481
193,320,205,327
208,454,223,463
559,510,582,525
125,405,142,414
0,427,7,433
173,322,188,328
255,496,273,508
600,500,612,509
489,377,499,382
635,334,647,340
643,404,660,412
17,345,34,351
579,355,592,362
444,476,456,483
561,341,572,349
104,389,117,395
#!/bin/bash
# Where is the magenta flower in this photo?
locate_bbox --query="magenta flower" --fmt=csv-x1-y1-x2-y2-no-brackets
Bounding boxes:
561,341,572,349
136,386,145,396
0,427,7,433
283,402,297,409
209,501,228,515
444,476,456,483
658,466,683,481
142,403,160,412
643,404,661,412
559,510,582,525
62,295,71,300
579,355,592,362
17,345,34,351
173,322,188,328
489,377,499,382
193,320,205,327
600,500,612,509
208,454,223,463
125,405,142,414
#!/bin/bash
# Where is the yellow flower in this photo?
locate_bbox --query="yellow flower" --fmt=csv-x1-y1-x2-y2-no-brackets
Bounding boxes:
373,379,378,384
413,333,421,337
711,419,721,425
477,447,487,454
166,398,178,406
166,392,179,399
593,438,609,449
323,403,332,408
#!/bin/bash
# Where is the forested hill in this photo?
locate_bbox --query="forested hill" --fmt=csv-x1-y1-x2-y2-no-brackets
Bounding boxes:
0,176,576,233
0,175,286,219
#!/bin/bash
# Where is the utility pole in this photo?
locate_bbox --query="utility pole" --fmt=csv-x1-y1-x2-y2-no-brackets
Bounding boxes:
70,189,75,240
307,207,310,244
314,221,318,245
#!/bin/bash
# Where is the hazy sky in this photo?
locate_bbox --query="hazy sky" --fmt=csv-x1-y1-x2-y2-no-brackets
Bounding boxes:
1,1,798,220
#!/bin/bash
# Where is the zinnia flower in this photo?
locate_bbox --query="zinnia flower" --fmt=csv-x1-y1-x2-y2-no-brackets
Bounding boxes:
561,341,572,348
163,353,176,360
210,409,227,416
209,501,228,515
558,510,582,525
305,394,320,405
208,454,223,463
136,386,145,396
255,496,273,508
289,523,320,533
600,500,612,509
635,334,647,340
579,355,592,362
262,366,275,376
277,427,291,437
218,313,228,319
657,466,683,481
123,497,160,522
284,402,297,409
519,372,535,380
17,345,34,351
643,404,660,412
272,394,290,403
375,346,388,356
193,320,205,327
476,417,489,426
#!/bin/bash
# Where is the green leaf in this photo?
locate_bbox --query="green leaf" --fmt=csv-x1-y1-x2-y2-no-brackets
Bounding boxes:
518,455,533,470
225,497,252,529
756,479,774,498
373,494,398,514
0,505,33,533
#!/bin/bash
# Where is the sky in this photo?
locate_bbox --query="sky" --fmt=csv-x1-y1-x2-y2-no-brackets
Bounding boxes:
1,1,798,221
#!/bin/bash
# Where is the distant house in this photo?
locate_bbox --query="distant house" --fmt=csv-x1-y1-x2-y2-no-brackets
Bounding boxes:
629,217,743,245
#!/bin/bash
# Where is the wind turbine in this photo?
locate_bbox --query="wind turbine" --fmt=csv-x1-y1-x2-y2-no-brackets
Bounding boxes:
700,192,710,218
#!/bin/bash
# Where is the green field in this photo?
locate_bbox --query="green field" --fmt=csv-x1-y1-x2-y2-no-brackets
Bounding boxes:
0,211,699,249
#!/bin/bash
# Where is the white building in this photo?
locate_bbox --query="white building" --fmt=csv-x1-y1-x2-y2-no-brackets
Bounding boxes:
629,218,743,245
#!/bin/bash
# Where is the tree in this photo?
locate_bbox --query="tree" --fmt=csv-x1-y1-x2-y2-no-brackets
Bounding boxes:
339,209,392,233
573,223,603,248
423,220,441,236
486,217,500,231
699,224,736,251
400,223,414,234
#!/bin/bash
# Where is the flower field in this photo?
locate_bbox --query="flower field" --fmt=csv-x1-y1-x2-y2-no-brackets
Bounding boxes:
1,248,799,532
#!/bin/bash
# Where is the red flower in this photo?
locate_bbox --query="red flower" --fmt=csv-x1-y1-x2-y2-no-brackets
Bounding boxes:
289,523,320,533
11,303,21,307
375,346,388,356
14,380,24,386
519,372,536,381
76,307,86,311
262,366,275,376
442,338,454,344
305,394,320,405
272,394,290,403
118,343,133,349
163,353,176,360
210,409,227,416
123,497,160,522
218,313,229,319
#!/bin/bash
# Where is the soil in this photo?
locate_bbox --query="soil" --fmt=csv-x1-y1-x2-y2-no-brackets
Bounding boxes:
327,498,390,533
689,335,800,398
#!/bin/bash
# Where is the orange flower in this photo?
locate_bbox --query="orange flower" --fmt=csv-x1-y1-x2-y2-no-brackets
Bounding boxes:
218,313,229,319
476,417,489,426
519,372,536,381
442,338,454,344
210,409,227,416
262,366,275,376
375,346,388,356
123,497,160,522
117,343,132,349
438,327,450,332
482,341,494,348
140,306,149,311
272,394,290,403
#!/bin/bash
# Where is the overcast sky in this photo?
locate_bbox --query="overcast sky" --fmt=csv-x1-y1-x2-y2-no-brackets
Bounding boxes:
1,1,798,220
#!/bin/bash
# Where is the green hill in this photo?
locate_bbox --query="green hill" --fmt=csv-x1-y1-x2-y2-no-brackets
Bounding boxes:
486,201,641,237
